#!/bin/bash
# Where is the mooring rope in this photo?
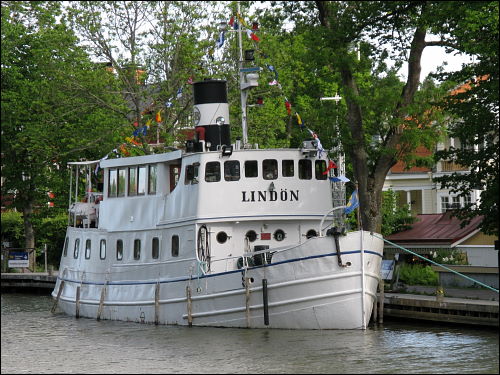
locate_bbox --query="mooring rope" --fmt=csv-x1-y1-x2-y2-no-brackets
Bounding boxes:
371,232,499,293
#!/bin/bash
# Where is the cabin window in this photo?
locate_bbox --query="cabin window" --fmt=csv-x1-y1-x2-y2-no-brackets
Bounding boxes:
171,235,179,257
85,239,91,259
315,160,327,180
73,238,80,259
128,167,137,196
63,237,69,257
137,166,147,195
299,159,312,180
116,239,123,261
224,161,240,181
244,160,258,178
117,168,127,196
185,163,200,185
108,169,118,197
263,159,278,180
205,162,221,182
170,165,181,191
152,237,159,259
100,239,106,260
148,165,157,194
282,160,294,177
134,239,141,260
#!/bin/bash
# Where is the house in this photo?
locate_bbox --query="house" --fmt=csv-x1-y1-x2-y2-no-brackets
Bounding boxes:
384,211,498,288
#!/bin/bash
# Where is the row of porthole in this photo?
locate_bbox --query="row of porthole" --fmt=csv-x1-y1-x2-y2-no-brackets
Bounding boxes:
215,229,319,244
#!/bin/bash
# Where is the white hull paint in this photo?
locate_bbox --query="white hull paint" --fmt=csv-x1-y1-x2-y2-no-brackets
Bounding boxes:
52,230,382,329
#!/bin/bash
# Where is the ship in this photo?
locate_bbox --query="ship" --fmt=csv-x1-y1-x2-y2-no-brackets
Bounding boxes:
51,15,384,330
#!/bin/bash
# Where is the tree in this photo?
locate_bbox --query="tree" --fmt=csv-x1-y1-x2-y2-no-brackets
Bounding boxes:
432,2,499,236
256,1,490,234
1,1,125,264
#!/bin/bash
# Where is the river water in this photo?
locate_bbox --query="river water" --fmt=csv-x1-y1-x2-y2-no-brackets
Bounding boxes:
1,293,498,374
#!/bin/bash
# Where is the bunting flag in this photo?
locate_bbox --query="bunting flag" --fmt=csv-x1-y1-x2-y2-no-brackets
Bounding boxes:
323,160,337,175
269,79,279,86
296,112,304,128
187,76,194,85
229,16,235,28
345,189,359,214
237,13,248,28
145,119,152,128
285,100,291,115
176,87,183,99
156,110,162,123
246,29,260,42
216,31,225,48
329,176,350,183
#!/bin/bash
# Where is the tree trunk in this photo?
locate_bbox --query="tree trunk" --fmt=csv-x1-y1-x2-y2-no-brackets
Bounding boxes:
22,200,35,271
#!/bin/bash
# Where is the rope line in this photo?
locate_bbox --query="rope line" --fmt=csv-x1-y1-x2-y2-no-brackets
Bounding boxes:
371,233,499,293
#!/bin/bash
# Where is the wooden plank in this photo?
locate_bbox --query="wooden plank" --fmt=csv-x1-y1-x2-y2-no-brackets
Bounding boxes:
51,280,65,314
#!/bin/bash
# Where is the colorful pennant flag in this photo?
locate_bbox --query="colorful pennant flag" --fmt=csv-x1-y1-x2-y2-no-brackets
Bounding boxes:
345,189,359,214
323,160,337,175
216,31,225,48
329,176,350,183
246,29,260,42
156,111,162,123
285,100,291,115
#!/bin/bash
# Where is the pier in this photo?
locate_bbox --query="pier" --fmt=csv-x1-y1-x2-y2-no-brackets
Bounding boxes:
1,272,498,327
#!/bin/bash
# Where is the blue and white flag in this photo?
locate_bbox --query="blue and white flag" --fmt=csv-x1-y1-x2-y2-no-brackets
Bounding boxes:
345,189,359,214
329,176,350,183
216,31,225,48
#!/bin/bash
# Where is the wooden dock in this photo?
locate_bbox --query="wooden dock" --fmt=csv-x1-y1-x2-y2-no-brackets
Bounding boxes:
1,273,498,327
382,292,499,327
1,272,57,291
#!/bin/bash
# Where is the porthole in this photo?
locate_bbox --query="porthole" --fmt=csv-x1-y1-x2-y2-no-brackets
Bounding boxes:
306,229,318,239
274,229,286,241
216,231,228,244
245,230,257,242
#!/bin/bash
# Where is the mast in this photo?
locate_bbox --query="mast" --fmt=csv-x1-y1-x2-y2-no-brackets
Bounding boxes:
237,1,248,145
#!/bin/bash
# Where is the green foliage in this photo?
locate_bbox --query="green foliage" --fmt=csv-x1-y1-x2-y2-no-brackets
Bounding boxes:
381,189,416,236
34,211,68,266
399,264,439,286
0,210,24,248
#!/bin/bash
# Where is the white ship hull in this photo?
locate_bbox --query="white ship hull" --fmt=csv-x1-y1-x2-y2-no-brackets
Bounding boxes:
52,230,383,329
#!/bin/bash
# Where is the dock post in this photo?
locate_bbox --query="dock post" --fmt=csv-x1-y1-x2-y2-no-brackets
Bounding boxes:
44,244,48,274
96,283,107,321
245,277,251,328
378,277,384,324
51,280,65,313
75,286,81,319
262,278,269,326
154,282,160,325
186,285,193,327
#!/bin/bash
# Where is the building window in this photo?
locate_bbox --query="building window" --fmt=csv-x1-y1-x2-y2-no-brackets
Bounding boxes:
224,161,240,181
245,160,258,178
100,239,106,260
263,159,278,180
299,159,312,180
171,235,179,257
452,196,460,209
152,237,159,259
134,239,141,260
85,239,91,259
205,162,220,182
148,165,157,194
464,194,472,207
128,167,137,196
116,239,123,261
73,238,80,259
108,169,118,197
315,160,327,180
137,166,147,195
282,160,294,177
440,196,449,212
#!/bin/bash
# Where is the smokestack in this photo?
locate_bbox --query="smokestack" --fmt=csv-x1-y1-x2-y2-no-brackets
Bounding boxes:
193,79,231,151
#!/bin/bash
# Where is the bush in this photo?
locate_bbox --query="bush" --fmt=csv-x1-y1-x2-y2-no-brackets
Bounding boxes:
1,210,24,248
35,212,68,266
399,264,439,286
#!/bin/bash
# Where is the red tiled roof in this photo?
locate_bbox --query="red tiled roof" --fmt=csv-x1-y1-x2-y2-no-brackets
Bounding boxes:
386,212,483,245
390,145,432,173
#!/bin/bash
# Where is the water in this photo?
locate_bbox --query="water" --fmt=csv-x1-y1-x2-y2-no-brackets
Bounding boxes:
1,293,498,374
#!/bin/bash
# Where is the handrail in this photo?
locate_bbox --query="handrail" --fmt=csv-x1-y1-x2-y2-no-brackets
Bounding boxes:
373,233,499,293
318,206,346,236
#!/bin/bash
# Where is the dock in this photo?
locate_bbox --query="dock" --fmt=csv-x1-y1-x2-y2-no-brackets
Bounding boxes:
382,292,499,327
1,273,498,327
1,272,57,292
